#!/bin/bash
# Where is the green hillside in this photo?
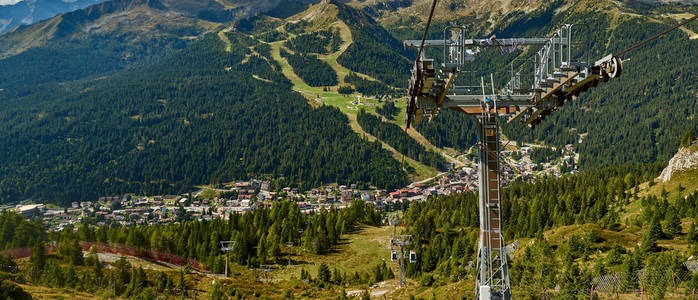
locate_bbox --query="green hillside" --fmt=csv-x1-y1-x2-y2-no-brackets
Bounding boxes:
0,31,408,205
0,0,696,204
243,0,444,180
0,1,697,299
399,159,698,299
3,152,697,299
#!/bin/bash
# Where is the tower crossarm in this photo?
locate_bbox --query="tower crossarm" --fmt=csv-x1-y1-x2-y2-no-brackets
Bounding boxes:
404,37,560,49
404,23,626,129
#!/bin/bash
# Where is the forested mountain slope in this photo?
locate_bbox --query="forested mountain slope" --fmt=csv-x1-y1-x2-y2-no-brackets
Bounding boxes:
233,0,445,180
0,0,324,89
0,32,408,205
497,2,698,170
0,0,426,205
0,0,233,89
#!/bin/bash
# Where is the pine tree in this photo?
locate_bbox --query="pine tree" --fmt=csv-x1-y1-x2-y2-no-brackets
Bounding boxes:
92,254,103,287
69,241,83,266
46,261,64,287
605,244,624,265
178,267,188,297
620,252,639,292
373,264,383,283
316,223,328,253
559,255,583,297
663,208,682,238
302,227,316,253
352,271,361,284
644,254,670,299
386,265,395,279
265,231,281,262
0,255,18,273
381,261,394,279
65,264,78,288
643,227,659,253
29,240,46,281
113,256,132,291
592,256,606,278
649,214,663,240
156,271,172,292
333,268,343,285
257,234,267,264
208,282,225,300
125,267,148,297
688,222,697,242
318,263,331,283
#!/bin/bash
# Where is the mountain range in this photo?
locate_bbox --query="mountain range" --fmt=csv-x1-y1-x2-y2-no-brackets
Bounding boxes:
0,0,106,34
0,0,696,205
0,0,323,34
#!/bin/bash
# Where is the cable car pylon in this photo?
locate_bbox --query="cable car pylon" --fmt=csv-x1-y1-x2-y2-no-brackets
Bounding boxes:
403,2,695,298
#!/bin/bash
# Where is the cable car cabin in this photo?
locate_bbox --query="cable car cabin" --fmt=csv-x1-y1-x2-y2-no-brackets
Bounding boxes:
391,251,398,262
409,250,417,263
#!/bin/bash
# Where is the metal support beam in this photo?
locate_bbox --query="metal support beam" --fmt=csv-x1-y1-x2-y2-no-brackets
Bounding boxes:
444,94,532,105
404,38,561,48
475,115,511,300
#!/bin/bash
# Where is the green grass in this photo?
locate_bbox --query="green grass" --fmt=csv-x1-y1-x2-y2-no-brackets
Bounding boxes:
544,223,640,250
196,189,217,199
638,168,698,201
273,225,393,280
17,284,99,300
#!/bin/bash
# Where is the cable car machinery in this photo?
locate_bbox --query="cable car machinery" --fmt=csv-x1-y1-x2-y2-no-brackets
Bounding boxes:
403,2,696,299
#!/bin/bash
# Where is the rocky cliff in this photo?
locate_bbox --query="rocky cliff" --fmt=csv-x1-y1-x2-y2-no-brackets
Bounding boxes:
658,144,698,182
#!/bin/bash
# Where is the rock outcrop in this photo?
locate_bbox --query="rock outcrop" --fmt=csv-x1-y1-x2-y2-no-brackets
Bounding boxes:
658,145,698,182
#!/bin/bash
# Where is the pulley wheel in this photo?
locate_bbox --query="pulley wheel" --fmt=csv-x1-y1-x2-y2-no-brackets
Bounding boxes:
609,56,623,78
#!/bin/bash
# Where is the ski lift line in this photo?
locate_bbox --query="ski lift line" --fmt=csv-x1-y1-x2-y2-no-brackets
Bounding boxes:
416,0,439,62
404,0,438,130
614,14,697,58
400,0,436,166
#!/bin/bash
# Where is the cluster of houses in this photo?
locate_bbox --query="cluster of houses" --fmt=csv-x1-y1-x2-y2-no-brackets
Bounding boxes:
501,143,579,181
0,149,577,232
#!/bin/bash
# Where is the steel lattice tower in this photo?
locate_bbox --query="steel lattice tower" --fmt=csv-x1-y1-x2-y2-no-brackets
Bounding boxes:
403,19,637,299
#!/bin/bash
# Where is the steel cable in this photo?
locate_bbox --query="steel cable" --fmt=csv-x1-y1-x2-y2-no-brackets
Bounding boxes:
615,14,697,57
